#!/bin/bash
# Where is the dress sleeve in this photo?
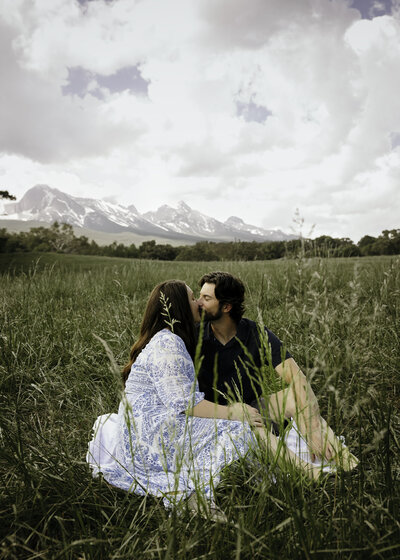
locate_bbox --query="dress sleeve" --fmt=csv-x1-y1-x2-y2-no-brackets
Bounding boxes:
265,327,292,368
146,332,205,414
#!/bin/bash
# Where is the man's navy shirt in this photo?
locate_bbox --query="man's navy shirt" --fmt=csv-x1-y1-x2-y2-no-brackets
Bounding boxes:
197,318,291,405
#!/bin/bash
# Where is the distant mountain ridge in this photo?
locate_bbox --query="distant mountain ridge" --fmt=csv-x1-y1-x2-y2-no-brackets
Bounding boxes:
1,185,296,243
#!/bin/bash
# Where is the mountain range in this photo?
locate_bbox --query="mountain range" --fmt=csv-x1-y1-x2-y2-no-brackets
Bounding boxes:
0,185,295,243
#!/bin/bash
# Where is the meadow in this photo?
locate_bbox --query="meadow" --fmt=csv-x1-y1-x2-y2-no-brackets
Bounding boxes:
0,252,399,559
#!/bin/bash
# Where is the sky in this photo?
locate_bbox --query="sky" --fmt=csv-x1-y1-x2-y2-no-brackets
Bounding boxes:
1,0,400,242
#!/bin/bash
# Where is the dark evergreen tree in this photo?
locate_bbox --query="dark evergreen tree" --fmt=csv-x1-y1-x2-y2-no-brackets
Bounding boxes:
0,190,16,200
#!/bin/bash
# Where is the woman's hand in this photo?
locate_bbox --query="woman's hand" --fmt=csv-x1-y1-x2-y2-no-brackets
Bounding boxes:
228,403,264,427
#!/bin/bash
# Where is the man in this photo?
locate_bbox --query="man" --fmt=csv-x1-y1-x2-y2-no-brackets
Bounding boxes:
196,271,356,466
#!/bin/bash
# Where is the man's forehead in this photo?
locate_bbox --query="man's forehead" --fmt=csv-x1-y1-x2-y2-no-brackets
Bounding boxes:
200,282,216,297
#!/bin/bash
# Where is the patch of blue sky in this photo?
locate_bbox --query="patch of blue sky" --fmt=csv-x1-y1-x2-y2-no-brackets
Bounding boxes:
390,132,400,149
348,0,393,19
62,65,149,99
77,0,114,5
236,100,272,124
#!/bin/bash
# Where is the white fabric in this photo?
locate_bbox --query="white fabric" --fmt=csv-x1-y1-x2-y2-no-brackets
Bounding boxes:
283,419,339,473
87,329,256,507
87,415,339,481
87,413,119,472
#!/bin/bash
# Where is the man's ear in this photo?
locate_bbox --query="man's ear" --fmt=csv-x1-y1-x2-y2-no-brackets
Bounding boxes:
222,303,232,313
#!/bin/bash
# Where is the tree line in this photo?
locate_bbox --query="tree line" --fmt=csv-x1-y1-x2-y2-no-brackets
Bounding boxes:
0,222,399,261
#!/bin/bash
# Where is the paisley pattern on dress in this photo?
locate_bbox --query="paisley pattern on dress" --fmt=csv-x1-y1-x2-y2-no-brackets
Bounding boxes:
87,329,257,507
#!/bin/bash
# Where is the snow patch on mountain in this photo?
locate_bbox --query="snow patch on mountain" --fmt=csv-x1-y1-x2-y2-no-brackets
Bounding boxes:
224,216,290,241
1,185,296,242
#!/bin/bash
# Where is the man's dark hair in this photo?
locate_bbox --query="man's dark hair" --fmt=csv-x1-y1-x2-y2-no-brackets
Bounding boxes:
200,271,245,323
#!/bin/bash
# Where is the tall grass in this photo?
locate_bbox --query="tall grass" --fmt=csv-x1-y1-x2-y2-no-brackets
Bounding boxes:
0,254,399,559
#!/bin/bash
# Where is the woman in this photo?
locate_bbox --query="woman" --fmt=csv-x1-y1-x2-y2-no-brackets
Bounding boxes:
87,280,345,519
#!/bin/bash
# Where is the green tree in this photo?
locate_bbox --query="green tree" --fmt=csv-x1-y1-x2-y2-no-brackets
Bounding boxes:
152,244,179,260
138,240,179,260
138,240,157,259
371,229,400,255
126,243,139,259
175,241,220,261
332,238,360,257
357,235,377,256
23,226,53,252
261,241,285,260
381,229,400,254
0,190,16,200
49,222,75,252
25,222,75,253
1,231,27,252
0,228,10,252
69,234,93,254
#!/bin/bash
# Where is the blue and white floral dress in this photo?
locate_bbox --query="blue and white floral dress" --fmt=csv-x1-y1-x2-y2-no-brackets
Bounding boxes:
87,329,257,506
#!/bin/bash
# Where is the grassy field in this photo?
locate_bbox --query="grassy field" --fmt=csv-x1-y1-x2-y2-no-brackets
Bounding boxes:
0,252,399,559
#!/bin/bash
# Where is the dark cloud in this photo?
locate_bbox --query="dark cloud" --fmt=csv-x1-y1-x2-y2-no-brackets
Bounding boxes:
198,0,357,50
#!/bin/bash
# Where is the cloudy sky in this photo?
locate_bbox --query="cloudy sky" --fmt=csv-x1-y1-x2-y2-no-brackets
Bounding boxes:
1,0,399,241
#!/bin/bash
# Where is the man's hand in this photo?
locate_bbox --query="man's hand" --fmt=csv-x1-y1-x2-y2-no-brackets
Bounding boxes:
306,422,335,462
305,419,359,470
228,403,264,427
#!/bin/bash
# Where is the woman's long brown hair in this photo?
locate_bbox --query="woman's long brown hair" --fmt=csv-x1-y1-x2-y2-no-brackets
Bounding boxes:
122,280,196,385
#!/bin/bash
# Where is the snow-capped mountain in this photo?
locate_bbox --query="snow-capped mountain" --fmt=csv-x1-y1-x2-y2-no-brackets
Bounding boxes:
2,185,176,238
144,203,292,241
224,216,290,241
1,185,295,242
144,202,234,239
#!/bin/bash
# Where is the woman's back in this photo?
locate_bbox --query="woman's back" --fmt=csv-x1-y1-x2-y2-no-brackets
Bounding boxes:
124,329,198,416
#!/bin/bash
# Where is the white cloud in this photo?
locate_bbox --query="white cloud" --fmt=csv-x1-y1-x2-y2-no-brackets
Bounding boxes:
0,18,147,162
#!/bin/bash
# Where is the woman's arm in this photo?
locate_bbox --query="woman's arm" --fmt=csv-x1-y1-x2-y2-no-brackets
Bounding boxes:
187,399,264,427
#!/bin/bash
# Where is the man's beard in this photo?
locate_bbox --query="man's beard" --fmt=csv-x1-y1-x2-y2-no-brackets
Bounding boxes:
202,305,223,322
